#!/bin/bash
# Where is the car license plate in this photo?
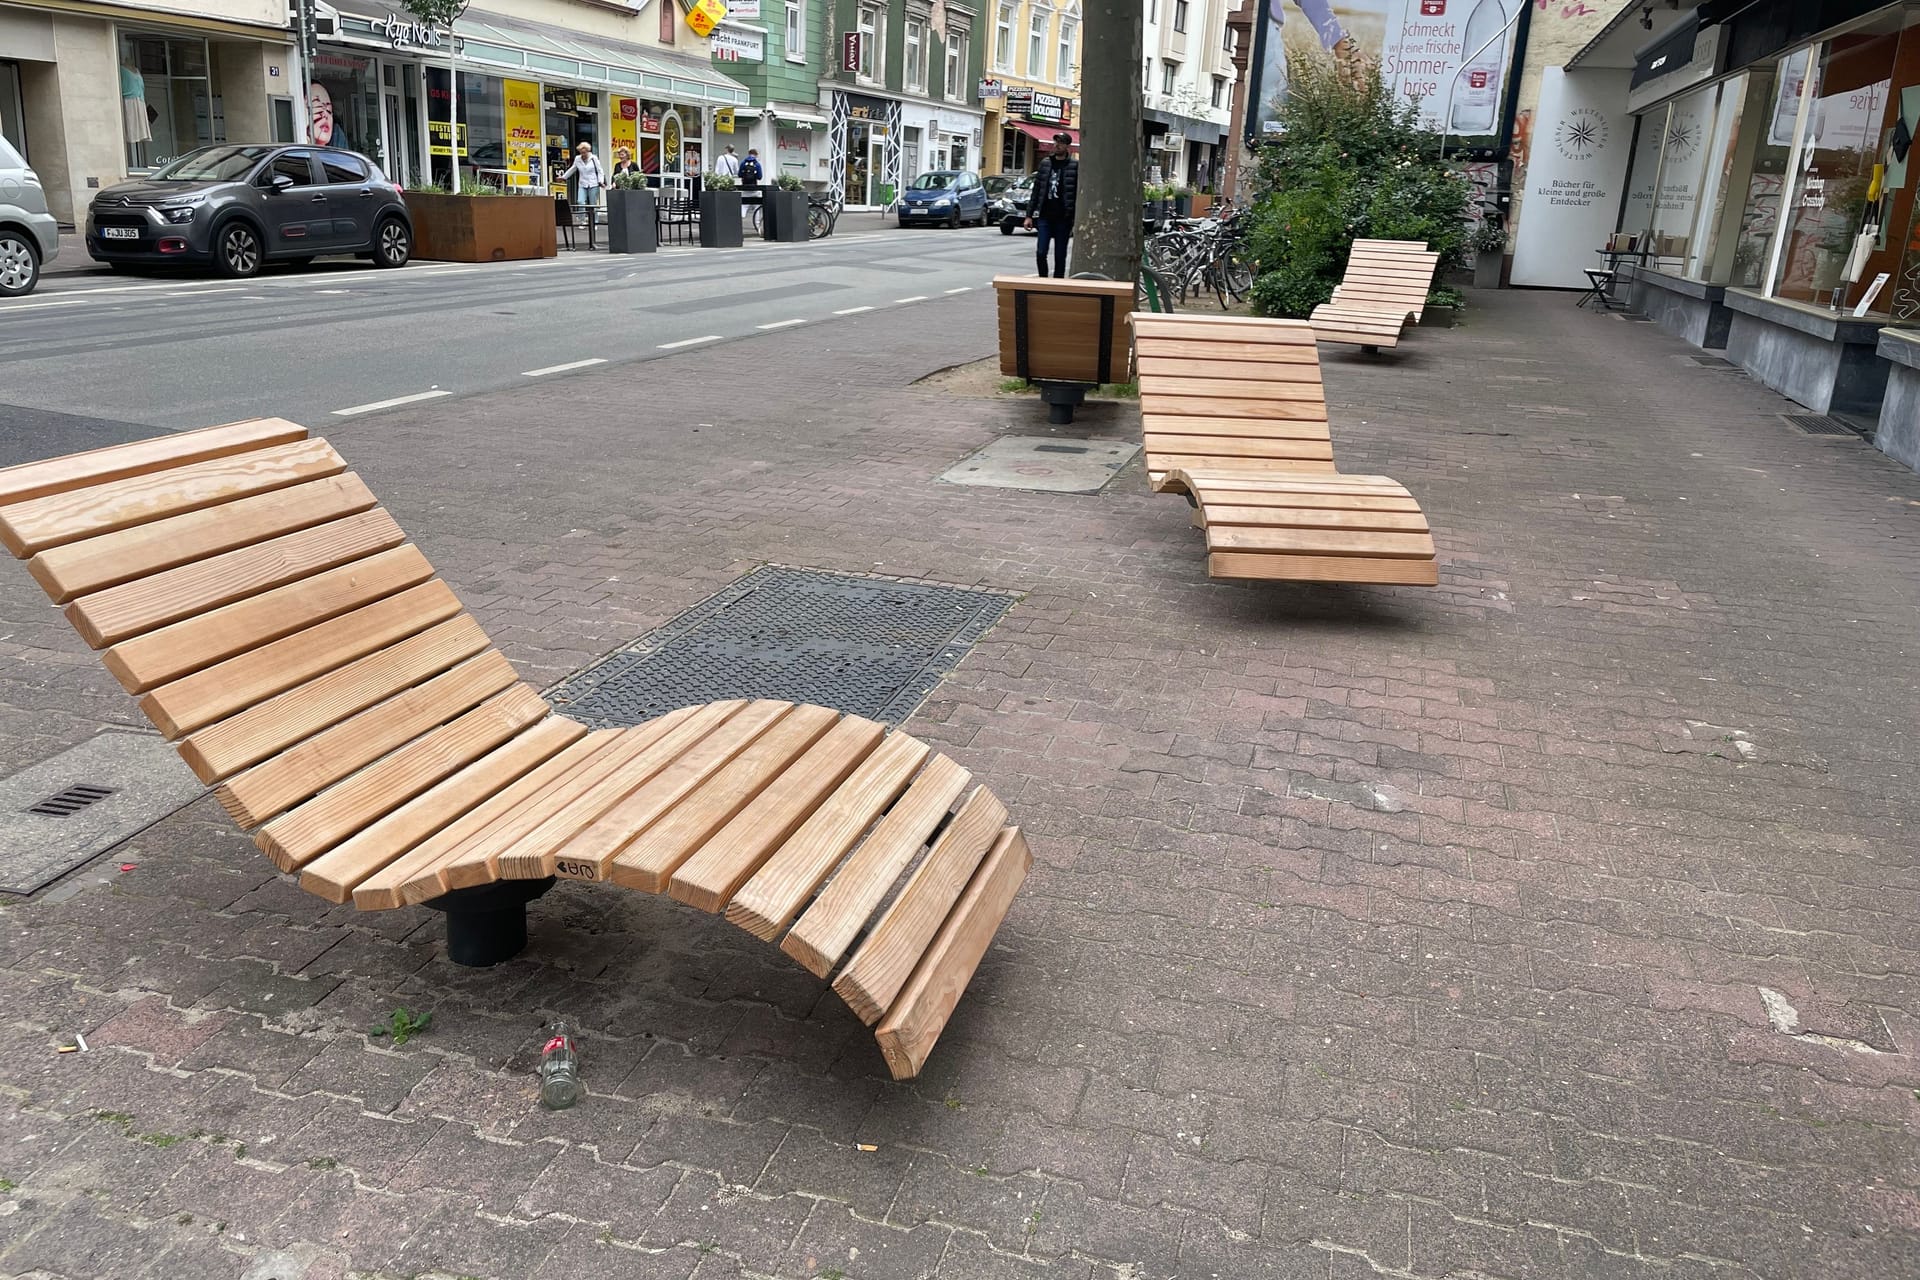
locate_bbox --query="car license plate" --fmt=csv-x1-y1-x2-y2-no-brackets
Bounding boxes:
103,227,139,240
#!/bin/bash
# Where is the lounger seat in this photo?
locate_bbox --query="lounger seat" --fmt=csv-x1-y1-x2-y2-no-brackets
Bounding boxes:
1312,239,1442,350
0,420,1033,1080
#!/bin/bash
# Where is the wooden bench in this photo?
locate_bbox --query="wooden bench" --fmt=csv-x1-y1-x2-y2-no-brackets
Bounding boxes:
0,421,1032,1080
1310,239,1441,353
1130,313,1438,585
993,275,1136,423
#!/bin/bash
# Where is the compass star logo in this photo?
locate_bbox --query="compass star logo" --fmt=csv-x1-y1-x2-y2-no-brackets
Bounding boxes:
1663,119,1701,163
1554,108,1611,161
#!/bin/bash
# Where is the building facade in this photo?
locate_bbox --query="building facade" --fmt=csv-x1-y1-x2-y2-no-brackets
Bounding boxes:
821,0,987,209
978,0,1082,178
705,0,833,187
1141,0,1239,190
1,0,293,225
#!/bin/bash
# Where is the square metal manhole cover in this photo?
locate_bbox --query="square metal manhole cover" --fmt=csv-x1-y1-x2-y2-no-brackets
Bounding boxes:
0,731,207,895
939,435,1141,493
549,565,1018,727
1783,413,1863,437
1690,355,1737,367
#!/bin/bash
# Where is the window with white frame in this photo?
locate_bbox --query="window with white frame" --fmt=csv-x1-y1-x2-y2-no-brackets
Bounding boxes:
1055,18,1075,84
1027,8,1046,79
995,3,1014,70
906,18,928,92
946,28,969,102
786,0,806,61
1161,59,1177,95
858,4,884,81
1147,0,1156,23
1172,0,1187,32
1223,20,1234,52
1211,74,1226,107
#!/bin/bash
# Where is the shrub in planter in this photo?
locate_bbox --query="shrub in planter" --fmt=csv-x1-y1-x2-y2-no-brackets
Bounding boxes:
765,174,809,243
405,180,557,263
607,172,657,254
1468,217,1505,288
699,170,743,248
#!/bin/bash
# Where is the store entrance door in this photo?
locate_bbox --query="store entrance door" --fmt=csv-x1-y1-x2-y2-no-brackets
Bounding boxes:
380,64,420,188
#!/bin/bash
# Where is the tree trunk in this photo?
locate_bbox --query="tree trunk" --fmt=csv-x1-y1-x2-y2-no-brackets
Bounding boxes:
1075,0,1142,285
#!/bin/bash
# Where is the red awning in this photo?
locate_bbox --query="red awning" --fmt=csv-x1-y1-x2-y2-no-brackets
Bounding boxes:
1010,121,1078,148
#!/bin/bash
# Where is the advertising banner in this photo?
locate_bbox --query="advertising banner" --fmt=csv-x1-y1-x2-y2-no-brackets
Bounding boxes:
1246,0,1520,150
686,0,727,38
613,97,639,162
504,79,542,188
1509,67,1633,288
711,25,766,61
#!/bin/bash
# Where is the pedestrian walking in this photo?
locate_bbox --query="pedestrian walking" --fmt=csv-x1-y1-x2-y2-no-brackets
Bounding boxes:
1023,132,1078,279
561,141,606,245
715,146,742,179
739,148,764,187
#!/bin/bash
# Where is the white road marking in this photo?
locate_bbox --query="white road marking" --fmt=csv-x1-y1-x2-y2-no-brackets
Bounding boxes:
944,286,972,294
894,295,929,303
522,358,608,377
833,305,875,315
332,389,451,416
0,297,92,314
757,318,807,330
166,287,243,297
657,335,723,349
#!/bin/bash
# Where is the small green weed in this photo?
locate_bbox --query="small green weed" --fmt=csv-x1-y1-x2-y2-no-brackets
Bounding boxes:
140,1133,185,1148
370,1007,433,1045
306,1156,339,1171
998,377,1030,393
0,1179,16,1192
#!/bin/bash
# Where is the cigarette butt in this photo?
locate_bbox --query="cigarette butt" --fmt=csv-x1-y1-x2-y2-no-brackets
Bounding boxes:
57,1045,77,1054
855,1143,878,1152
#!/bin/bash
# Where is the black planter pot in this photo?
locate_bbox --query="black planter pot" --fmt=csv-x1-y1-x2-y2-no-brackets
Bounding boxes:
607,187,657,254
699,189,744,248
1173,195,1192,216
766,189,810,242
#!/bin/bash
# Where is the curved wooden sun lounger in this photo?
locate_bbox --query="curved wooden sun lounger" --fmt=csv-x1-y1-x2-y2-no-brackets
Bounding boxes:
0,420,1032,1080
1131,313,1438,585
1311,239,1442,352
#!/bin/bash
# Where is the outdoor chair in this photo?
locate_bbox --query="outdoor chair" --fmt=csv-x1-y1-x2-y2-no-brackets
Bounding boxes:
0,421,1035,1081
1129,312,1438,585
657,195,697,247
1309,239,1441,353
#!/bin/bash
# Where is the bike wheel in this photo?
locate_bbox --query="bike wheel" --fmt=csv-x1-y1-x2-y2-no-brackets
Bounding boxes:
1222,251,1254,301
808,205,830,239
749,204,763,235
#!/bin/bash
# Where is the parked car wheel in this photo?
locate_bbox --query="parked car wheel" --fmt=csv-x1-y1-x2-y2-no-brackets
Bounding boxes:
214,221,262,278
0,231,39,297
948,208,961,229
373,216,411,268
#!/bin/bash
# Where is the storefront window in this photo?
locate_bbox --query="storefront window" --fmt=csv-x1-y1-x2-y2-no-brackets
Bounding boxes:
1769,25,1902,307
1648,83,1717,271
1727,59,1798,288
426,68,504,189
119,33,217,170
308,52,380,164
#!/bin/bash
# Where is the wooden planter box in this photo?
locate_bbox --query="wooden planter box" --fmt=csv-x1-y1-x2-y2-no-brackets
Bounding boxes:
1190,193,1214,218
993,275,1135,386
405,192,557,263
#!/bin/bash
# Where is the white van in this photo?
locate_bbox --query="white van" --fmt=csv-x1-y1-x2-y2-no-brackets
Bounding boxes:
0,135,60,297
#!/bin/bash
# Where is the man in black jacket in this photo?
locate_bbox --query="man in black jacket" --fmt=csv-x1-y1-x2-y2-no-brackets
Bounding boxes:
1023,132,1078,278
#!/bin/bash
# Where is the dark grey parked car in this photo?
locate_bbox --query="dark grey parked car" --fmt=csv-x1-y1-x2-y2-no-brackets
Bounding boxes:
86,144,412,278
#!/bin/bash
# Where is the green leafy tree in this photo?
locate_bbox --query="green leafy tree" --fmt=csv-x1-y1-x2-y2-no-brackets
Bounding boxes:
1246,63,1471,319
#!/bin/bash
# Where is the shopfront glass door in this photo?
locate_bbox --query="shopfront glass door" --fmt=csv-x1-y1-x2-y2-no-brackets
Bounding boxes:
868,134,888,205
845,121,871,206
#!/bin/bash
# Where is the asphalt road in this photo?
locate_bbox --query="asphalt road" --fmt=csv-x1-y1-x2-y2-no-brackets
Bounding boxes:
0,223,1038,451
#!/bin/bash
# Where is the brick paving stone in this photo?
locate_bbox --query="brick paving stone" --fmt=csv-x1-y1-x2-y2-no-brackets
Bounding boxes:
0,289,1917,1277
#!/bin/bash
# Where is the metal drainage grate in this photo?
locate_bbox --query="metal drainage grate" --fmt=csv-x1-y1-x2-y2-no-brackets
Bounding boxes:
1783,413,1862,437
1691,355,1736,367
26,784,117,818
549,565,1019,728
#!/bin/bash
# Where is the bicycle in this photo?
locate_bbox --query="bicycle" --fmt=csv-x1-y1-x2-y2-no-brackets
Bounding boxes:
807,190,843,240
1144,208,1253,310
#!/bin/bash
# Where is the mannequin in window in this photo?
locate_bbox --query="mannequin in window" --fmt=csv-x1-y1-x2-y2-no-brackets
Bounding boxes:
121,61,153,145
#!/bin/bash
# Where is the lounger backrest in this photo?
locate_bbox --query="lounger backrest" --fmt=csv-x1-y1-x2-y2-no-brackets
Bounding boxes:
1128,313,1335,488
0,420,557,861
1332,243,1440,321
993,275,1136,386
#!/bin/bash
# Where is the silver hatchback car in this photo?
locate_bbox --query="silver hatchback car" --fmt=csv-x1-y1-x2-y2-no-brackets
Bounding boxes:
0,135,59,297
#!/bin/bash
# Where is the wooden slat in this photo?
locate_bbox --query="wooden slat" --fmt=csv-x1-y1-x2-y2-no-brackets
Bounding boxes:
0,418,309,508
1209,527,1436,558
1149,456,1338,477
1203,502,1426,526
1178,471,1407,493
833,787,1011,1024
1131,315,1316,345
176,614,492,782
494,702,738,880
669,715,888,913
1314,330,1403,350
1208,551,1440,584
438,703,718,888
255,684,549,871
1126,338,1320,365
26,473,379,604
1149,396,1345,420
100,545,435,693
298,716,588,904
212,651,521,827
66,509,406,647
782,754,972,979
726,733,933,942
368,730,626,909
991,274,1133,300
1142,415,1331,438
140,581,462,739
1143,435,1336,462
0,438,347,557
1136,377,1327,402
1144,394,1331,422
873,827,1032,1080
1135,355,1324,383
610,704,839,894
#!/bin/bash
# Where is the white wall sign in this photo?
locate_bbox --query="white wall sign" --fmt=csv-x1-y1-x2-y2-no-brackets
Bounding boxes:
729,0,761,16
710,25,766,61
1510,67,1634,289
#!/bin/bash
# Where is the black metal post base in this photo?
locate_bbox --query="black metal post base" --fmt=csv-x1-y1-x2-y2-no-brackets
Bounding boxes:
1037,380,1090,424
422,877,556,967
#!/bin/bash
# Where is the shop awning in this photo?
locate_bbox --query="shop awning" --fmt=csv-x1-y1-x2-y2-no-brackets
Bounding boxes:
1010,121,1078,147
1139,107,1224,145
333,2,750,106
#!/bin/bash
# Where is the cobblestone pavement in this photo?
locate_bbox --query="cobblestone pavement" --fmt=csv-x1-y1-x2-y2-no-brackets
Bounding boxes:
1,289,1918,1280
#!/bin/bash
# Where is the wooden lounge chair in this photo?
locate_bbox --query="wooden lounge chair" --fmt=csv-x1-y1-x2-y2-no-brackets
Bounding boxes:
0,421,1032,1080
1310,239,1441,353
993,275,1135,422
1130,313,1438,585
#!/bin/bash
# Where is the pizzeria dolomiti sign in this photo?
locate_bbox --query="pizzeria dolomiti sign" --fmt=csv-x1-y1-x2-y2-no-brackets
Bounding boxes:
1004,87,1072,126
